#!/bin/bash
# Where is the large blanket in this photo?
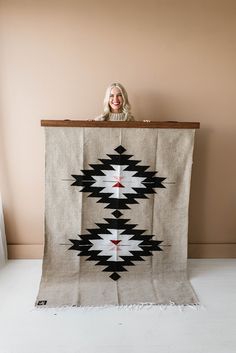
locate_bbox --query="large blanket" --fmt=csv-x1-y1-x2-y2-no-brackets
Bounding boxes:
36,127,198,307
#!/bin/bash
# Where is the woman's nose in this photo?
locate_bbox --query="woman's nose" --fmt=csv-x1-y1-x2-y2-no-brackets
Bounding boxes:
113,95,119,102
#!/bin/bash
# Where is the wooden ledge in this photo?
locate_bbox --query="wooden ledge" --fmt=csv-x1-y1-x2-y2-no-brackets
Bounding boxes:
41,120,200,129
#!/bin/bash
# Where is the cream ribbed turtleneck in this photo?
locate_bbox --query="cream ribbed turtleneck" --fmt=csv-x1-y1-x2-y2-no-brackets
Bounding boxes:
95,112,135,121
108,112,126,121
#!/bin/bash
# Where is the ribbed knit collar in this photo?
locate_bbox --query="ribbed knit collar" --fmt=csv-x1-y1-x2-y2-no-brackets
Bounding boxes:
108,112,126,121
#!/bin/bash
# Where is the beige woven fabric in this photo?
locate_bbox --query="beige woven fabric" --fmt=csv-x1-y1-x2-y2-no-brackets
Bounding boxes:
36,127,198,307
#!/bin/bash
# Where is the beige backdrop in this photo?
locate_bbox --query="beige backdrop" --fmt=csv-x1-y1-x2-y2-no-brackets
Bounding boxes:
0,0,235,258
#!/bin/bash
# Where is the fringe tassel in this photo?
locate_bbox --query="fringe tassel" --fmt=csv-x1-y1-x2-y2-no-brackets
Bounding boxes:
33,302,205,313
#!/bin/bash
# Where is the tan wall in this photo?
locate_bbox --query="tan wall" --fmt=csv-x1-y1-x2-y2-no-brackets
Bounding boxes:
0,0,235,259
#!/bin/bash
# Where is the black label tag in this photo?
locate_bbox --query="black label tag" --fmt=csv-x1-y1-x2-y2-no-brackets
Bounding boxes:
37,300,47,306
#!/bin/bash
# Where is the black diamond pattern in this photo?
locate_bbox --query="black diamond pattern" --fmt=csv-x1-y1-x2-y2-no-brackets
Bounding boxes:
69,216,163,281
71,145,166,210
115,145,126,154
112,210,123,218
110,273,121,281
68,145,166,281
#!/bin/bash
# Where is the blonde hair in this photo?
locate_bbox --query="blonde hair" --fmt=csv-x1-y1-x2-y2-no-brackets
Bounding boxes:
100,82,133,120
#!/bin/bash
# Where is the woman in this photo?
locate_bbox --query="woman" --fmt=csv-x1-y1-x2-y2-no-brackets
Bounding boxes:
95,82,135,121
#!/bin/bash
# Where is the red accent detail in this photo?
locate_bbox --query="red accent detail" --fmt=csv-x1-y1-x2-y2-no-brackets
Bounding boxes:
110,240,121,245
113,182,124,188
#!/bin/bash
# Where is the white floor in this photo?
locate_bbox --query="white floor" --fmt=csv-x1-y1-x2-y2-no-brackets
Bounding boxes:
0,260,236,353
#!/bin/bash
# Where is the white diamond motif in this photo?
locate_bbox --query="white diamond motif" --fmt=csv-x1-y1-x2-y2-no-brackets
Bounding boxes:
92,165,146,199
90,229,143,261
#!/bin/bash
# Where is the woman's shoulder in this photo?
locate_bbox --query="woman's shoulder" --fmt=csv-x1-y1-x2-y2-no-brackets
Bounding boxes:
94,113,108,121
127,114,135,121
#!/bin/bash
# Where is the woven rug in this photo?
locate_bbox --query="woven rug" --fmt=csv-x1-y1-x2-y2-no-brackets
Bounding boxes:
36,126,198,307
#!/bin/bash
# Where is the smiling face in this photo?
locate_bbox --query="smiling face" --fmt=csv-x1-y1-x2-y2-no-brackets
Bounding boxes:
109,87,123,113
